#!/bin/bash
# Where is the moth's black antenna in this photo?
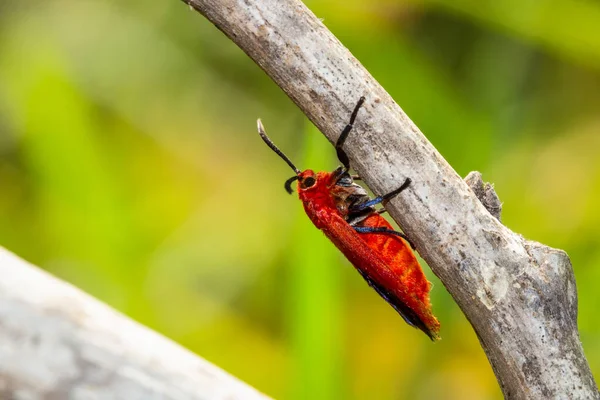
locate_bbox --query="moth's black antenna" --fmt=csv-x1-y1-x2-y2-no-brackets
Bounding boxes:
257,119,301,174
284,176,299,194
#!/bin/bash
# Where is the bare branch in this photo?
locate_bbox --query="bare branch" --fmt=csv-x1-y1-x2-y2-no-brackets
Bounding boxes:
183,0,598,398
0,247,270,400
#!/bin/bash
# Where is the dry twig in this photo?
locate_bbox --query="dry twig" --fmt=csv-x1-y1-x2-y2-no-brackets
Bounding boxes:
0,247,270,399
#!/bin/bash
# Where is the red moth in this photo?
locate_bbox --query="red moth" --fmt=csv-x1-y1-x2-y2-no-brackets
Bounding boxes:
257,97,440,340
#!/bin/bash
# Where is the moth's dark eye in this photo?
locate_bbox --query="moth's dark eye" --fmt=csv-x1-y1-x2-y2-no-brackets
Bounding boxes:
302,176,316,188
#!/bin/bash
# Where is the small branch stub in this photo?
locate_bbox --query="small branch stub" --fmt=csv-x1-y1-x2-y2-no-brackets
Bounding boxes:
464,171,502,221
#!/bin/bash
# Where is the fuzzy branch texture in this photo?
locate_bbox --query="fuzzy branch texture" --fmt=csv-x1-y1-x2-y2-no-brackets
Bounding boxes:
183,0,598,398
0,247,270,400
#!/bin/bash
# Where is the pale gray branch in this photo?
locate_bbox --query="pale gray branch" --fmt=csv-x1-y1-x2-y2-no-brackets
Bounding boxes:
183,0,598,398
0,247,270,400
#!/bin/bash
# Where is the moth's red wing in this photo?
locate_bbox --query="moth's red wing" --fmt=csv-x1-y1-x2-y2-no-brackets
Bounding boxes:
318,209,440,340
357,214,440,339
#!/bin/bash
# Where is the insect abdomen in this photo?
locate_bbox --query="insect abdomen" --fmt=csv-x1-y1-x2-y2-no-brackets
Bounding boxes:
355,213,440,339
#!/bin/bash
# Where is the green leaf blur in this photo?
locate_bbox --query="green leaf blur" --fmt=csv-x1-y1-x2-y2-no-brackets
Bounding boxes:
0,0,598,398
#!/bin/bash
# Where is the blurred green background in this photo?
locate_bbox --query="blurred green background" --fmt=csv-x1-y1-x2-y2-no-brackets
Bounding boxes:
0,0,599,398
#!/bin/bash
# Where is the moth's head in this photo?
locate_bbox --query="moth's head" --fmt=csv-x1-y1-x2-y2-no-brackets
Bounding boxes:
288,169,319,194
258,119,318,195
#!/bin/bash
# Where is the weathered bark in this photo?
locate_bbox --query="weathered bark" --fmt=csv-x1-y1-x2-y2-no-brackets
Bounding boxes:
0,247,270,400
182,0,598,398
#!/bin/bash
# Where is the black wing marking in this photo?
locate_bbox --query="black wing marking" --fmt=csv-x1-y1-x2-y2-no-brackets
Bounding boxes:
355,269,437,341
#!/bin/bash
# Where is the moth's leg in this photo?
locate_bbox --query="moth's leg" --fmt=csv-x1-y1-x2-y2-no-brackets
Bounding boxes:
349,177,411,213
336,96,366,170
353,226,416,249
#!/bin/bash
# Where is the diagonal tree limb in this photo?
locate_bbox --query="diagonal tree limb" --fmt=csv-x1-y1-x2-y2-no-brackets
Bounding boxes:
0,247,271,400
183,0,598,398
